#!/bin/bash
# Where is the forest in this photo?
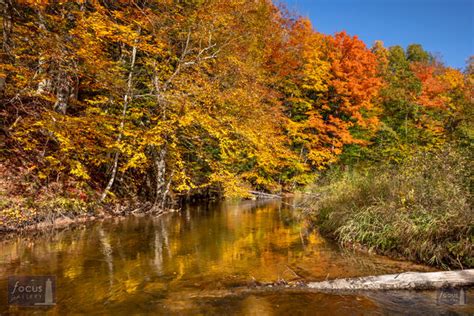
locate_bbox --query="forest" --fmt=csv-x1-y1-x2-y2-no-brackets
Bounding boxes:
0,0,472,267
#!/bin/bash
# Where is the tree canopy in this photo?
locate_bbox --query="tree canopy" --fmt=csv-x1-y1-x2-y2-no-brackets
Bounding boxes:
1,0,471,216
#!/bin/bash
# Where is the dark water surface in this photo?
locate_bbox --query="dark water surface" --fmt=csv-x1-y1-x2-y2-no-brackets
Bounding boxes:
0,200,472,315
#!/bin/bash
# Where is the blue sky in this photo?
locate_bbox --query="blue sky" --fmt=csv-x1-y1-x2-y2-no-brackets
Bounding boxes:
282,0,473,70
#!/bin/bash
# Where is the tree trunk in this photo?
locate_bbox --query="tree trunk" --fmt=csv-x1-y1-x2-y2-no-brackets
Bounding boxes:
1,0,13,93
1,0,12,54
100,43,137,202
307,270,474,291
0,76,5,94
36,57,51,94
53,73,70,114
249,191,282,199
161,170,174,210
152,145,167,212
35,9,52,96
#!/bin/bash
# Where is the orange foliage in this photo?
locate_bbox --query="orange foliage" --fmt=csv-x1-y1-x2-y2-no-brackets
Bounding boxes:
277,25,383,170
412,63,448,109
325,32,382,131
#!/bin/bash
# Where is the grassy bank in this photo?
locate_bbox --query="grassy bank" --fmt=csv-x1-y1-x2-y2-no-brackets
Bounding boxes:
305,146,473,269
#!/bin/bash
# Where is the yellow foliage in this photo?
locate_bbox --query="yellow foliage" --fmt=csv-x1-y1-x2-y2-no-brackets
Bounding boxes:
70,161,90,180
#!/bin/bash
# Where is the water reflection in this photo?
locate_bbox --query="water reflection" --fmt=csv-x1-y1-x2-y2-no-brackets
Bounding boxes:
0,199,470,315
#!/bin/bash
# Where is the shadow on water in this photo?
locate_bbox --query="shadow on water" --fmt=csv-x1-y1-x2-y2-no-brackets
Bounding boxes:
0,199,472,314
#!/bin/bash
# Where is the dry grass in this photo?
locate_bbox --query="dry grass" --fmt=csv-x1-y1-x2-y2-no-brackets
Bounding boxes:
306,146,473,269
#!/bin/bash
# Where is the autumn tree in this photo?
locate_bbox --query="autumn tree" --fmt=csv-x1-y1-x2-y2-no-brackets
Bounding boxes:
2,0,307,214
368,42,471,163
274,20,382,176
1,0,471,225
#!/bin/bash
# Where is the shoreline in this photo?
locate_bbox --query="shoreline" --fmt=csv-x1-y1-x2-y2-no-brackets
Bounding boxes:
0,201,179,240
1,195,469,271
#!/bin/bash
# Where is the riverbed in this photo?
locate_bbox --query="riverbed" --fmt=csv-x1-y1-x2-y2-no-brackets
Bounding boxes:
0,200,472,314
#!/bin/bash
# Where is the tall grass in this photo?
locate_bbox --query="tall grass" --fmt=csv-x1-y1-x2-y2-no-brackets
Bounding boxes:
306,146,473,269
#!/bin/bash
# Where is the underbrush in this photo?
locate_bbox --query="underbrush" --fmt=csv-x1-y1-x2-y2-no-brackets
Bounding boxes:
305,146,473,269
0,162,97,231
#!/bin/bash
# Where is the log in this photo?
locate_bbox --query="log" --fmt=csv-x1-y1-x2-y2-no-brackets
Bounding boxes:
248,191,281,199
307,270,474,291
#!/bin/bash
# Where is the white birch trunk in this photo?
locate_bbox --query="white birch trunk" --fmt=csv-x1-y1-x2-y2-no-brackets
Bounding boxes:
100,43,137,202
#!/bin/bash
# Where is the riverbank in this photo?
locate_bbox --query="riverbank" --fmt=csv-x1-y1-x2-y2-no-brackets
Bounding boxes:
303,146,473,269
0,198,155,235
0,160,182,234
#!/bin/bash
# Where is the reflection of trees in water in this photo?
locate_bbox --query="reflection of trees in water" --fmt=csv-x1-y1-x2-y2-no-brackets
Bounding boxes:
0,201,437,313
152,216,171,276
99,227,114,287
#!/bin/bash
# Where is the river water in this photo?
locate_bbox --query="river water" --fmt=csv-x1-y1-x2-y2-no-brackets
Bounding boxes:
0,200,472,315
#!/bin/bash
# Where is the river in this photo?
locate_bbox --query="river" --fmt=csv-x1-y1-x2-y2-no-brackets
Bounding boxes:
0,199,472,315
